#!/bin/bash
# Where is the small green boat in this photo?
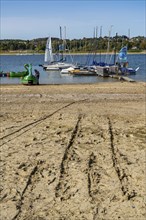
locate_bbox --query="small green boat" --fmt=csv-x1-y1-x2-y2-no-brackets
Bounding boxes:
9,64,29,77
21,64,38,85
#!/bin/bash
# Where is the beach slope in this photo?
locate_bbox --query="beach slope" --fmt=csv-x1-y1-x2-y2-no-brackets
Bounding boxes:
0,82,146,219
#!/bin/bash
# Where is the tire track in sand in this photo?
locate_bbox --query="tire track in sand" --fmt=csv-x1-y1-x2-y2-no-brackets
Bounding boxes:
0,101,80,147
55,114,82,200
86,117,137,219
108,117,137,200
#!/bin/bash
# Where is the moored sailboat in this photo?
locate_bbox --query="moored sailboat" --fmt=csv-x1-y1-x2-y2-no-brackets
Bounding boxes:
116,46,139,75
91,26,118,76
42,27,74,71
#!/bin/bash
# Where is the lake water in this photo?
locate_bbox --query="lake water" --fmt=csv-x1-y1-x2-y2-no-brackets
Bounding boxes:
0,54,145,84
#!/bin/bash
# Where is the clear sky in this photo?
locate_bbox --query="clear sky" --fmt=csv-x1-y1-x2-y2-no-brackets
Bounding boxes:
1,0,146,40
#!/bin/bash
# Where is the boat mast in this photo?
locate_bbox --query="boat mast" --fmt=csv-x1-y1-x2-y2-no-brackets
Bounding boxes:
114,32,118,65
92,26,98,64
105,25,113,64
63,26,67,61
99,26,102,63
64,26,66,52
59,26,63,61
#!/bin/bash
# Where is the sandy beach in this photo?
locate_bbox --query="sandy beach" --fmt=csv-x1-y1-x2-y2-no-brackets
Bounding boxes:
0,82,146,220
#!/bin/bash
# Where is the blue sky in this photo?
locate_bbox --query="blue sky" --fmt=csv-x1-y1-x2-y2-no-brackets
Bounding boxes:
1,0,146,40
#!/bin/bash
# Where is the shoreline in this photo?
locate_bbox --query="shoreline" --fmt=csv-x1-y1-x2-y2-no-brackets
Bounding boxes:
0,50,146,55
0,80,146,86
1,81,146,95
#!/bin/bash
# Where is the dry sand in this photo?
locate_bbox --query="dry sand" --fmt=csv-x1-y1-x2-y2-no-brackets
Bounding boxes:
0,82,146,220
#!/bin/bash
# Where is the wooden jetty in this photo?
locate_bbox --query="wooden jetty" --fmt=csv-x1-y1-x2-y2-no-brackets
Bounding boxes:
109,74,135,82
120,76,135,82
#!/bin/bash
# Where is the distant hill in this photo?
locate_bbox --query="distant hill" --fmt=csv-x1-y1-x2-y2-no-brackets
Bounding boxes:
0,36,146,54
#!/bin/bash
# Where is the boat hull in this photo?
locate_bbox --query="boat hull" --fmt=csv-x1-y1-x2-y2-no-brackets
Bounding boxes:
70,69,97,76
118,67,136,75
95,66,110,77
46,63,74,71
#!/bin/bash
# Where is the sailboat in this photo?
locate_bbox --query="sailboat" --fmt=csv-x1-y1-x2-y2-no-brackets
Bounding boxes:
117,46,139,75
42,27,74,71
43,36,54,68
92,26,118,76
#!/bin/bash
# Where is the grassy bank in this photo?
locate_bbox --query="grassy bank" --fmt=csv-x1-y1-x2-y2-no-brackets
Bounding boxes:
0,50,146,55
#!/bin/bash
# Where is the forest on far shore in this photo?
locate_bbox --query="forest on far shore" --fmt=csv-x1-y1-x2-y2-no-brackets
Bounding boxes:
0,35,146,54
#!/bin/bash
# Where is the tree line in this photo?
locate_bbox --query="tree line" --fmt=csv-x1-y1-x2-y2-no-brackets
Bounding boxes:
0,35,146,53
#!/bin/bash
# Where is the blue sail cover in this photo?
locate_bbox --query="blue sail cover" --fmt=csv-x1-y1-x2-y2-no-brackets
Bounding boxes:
118,46,127,62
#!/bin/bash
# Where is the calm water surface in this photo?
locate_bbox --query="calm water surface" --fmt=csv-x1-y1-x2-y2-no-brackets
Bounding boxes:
0,54,145,84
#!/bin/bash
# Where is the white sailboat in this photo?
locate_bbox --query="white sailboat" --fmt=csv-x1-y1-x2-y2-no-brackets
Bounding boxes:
44,37,54,63
42,36,54,69
43,27,74,71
